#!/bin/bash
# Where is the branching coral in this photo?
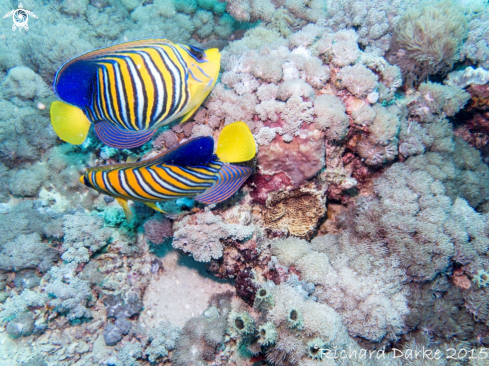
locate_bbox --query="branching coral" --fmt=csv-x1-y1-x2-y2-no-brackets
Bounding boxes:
146,321,180,362
172,294,231,365
61,212,112,263
172,211,253,262
0,233,59,272
325,0,422,55
44,263,93,320
270,234,409,344
460,6,489,69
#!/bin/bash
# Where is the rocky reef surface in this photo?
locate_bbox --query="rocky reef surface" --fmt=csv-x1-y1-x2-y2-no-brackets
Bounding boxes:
2,0,489,365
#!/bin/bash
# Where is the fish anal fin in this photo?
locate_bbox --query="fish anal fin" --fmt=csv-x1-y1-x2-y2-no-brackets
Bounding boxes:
116,198,134,222
50,101,91,145
215,121,256,163
147,136,215,166
94,121,156,149
143,202,166,214
195,164,253,205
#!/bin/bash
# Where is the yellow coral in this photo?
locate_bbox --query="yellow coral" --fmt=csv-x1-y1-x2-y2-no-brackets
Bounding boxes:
262,183,326,238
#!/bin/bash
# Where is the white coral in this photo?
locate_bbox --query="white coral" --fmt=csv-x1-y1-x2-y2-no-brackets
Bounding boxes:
172,211,253,262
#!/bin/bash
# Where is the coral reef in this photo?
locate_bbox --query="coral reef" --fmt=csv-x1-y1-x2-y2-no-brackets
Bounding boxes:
262,183,326,238
172,211,253,262
388,0,468,85
3,0,489,364
0,234,59,272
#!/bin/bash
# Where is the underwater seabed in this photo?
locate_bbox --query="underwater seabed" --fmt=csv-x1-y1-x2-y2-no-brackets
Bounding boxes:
3,0,489,365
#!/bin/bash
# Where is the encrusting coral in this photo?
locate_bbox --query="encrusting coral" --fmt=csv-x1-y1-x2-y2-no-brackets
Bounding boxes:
262,183,326,238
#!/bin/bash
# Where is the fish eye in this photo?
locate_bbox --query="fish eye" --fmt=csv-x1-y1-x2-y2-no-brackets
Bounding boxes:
188,46,205,61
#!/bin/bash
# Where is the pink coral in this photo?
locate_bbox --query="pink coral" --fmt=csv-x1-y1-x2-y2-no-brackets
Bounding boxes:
256,124,325,187
144,217,173,245
249,172,293,205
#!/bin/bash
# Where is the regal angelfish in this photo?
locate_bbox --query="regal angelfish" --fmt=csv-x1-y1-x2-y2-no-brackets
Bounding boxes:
50,39,220,149
80,122,256,221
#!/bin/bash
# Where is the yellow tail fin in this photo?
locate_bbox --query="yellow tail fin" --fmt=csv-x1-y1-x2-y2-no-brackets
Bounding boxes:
215,121,256,163
50,101,91,145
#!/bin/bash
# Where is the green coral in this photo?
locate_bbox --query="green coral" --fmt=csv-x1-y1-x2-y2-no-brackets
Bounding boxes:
254,287,274,310
473,269,489,288
307,338,327,360
287,308,303,329
257,322,278,346
232,312,255,336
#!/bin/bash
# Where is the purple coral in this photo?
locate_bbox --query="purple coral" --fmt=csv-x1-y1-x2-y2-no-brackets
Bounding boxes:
144,216,173,245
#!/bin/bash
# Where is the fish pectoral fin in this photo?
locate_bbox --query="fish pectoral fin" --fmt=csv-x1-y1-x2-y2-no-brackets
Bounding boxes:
179,77,217,124
116,198,134,222
50,101,91,145
126,156,139,163
195,164,253,205
94,121,157,149
215,121,256,163
179,101,202,124
143,202,166,214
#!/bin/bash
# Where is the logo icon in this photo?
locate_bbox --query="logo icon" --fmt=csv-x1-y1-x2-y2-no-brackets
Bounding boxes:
3,3,37,31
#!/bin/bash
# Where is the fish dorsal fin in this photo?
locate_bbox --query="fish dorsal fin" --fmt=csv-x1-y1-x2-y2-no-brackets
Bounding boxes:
150,136,214,166
215,122,256,163
54,39,173,108
85,136,215,174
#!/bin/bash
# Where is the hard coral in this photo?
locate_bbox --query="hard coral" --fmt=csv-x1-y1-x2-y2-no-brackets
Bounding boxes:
473,269,489,288
263,183,326,238
146,321,180,362
61,212,112,263
249,172,293,205
173,300,230,365
44,263,93,321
